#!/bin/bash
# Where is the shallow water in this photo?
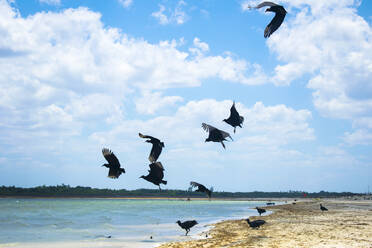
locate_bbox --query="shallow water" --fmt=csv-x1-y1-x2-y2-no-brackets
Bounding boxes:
0,198,275,247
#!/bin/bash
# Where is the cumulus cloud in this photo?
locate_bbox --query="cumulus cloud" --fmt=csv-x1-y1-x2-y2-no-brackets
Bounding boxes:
243,0,372,145
135,92,183,115
152,1,188,25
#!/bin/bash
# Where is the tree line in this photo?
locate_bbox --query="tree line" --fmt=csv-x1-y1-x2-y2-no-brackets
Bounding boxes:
0,185,360,198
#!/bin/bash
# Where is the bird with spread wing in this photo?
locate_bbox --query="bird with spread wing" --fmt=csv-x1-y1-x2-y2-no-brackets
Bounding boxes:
248,1,287,38
138,133,164,163
202,123,233,149
140,162,167,190
223,101,244,133
101,148,125,179
190,181,212,199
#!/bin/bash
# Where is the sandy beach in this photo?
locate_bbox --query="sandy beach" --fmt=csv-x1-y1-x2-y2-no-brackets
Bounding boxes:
158,199,372,248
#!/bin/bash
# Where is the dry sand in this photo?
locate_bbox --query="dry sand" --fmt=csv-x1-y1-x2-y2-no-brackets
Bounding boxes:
158,199,372,248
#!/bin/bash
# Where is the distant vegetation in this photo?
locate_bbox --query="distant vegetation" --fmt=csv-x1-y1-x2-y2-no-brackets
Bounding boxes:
0,185,361,198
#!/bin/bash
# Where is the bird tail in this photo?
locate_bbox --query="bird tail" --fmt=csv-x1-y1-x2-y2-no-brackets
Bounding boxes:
161,180,167,185
120,168,125,174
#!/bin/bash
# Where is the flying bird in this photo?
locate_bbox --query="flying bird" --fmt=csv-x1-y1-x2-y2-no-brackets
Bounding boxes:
140,162,167,190
139,133,164,163
223,101,244,133
101,148,125,179
248,1,287,38
190,181,212,199
256,207,266,216
246,218,266,229
202,123,233,149
176,220,198,236
320,204,328,211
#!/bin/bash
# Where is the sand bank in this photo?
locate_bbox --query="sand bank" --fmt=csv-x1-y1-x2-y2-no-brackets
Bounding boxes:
158,199,372,248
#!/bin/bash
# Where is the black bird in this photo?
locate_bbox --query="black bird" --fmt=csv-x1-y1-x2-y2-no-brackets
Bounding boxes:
256,207,266,216
320,204,328,211
139,133,164,163
140,162,167,190
266,202,275,206
246,218,266,229
249,1,287,38
176,220,198,235
202,123,233,149
223,101,244,133
190,181,212,199
101,148,125,179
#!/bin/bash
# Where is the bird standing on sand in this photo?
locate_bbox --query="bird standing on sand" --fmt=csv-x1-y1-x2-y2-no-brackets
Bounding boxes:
246,218,266,229
190,181,212,199
140,162,167,190
256,207,266,216
223,101,244,133
202,123,233,149
101,148,125,179
248,1,287,38
176,220,198,235
139,133,164,163
320,204,328,211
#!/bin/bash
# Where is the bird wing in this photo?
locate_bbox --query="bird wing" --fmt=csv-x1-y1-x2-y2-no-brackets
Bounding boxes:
264,6,286,38
190,181,201,187
108,167,119,178
250,1,278,9
138,133,156,140
202,123,233,140
190,181,205,189
220,129,233,141
149,162,164,179
149,143,163,162
230,102,239,117
102,148,121,169
202,123,217,133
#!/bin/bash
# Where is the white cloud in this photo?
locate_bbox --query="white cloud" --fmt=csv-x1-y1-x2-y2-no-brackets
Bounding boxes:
344,129,372,146
152,1,188,25
0,1,272,165
135,92,183,115
151,5,169,25
118,0,133,8
39,0,61,5
242,0,372,145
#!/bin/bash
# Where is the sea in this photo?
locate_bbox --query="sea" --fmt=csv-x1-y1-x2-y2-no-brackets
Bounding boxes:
0,198,276,248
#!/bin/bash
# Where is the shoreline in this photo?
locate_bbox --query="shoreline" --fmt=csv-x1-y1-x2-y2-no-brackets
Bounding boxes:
157,199,372,248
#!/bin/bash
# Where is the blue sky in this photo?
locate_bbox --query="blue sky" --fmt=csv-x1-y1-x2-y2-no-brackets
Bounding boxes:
0,0,372,193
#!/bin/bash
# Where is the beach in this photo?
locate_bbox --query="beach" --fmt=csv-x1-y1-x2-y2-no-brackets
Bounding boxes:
158,199,372,248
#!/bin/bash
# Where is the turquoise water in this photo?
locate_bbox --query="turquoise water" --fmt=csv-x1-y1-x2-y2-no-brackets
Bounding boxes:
0,198,273,246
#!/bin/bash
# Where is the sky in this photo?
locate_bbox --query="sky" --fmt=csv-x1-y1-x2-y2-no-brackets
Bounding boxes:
0,0,371,193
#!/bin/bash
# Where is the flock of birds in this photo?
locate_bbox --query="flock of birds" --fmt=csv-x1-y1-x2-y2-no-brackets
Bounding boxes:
97,1,319,236
100,101,244,192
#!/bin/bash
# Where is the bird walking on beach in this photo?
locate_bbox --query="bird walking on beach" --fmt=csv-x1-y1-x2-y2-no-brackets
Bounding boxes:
140,162,167,190
190,181,212,199
101,148,125,179
139,133,164,163
202,123,233,149
320,204,328,211
223,101,244,133
246,218,266,229
176,220,198,235
248,1,287,38
256,207,266,216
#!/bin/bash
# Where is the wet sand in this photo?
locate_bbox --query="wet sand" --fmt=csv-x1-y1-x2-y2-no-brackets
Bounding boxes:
158,199,372,248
